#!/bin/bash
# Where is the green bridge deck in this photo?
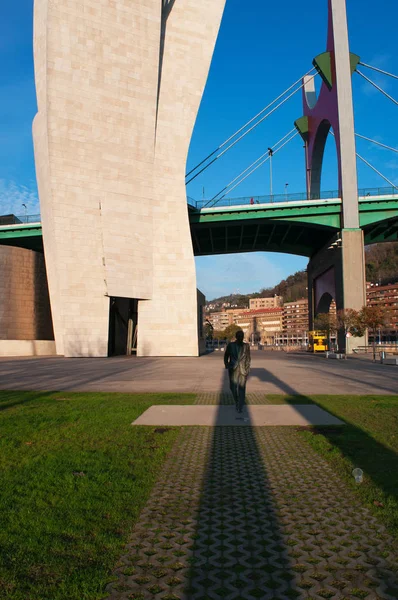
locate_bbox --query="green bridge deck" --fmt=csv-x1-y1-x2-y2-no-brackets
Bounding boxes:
1,192,398,258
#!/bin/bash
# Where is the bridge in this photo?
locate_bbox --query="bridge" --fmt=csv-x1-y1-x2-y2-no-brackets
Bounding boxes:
2,187,398,258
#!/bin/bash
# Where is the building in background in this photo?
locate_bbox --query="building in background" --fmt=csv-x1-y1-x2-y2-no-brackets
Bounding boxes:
366,282,398,342
206,312,230,331
283,299,309,333
206,308,248,330
274,330,309,346
249,296,283,310
234,308,283,345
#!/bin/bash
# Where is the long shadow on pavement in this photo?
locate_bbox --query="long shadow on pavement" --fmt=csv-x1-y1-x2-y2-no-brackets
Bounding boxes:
185,368,398,599
186,368,298,599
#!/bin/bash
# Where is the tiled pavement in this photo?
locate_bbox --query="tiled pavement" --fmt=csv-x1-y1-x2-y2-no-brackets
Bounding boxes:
106,395,398,600
194,392,273,405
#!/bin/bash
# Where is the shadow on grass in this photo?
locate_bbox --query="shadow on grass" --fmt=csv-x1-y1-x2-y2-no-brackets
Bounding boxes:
0,390,55,411
250,367,398,535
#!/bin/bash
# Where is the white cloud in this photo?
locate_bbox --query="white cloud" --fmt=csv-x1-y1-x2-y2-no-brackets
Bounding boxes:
0,180,40,217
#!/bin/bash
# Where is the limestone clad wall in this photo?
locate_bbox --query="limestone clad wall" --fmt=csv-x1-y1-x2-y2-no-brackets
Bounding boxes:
33,0,225,357
0,246,54,341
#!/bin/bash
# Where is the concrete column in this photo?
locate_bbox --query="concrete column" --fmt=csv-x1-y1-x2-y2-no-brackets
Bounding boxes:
331,0,359,228
341,228,367,353
33,0,226,357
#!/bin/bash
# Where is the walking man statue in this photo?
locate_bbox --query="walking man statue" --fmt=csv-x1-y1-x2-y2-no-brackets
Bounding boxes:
224,330,251,413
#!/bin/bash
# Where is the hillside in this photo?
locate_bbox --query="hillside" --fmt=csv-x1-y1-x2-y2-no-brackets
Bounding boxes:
207,242,398,308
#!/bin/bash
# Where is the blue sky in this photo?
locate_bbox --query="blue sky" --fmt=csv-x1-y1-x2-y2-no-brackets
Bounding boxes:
1,1,397,300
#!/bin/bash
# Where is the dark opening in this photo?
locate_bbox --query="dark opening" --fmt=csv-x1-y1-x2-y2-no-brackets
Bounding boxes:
108,297,138,357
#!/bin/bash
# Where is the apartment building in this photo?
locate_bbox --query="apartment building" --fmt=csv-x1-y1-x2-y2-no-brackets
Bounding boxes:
283,298,309,332
234,308,283,345
206,311,230,331
249,296,283,310
366,282,398,341
206,308,248,331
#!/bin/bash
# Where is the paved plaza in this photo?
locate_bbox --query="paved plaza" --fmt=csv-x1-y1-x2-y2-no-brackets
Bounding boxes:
0,351,397,395
107,394,398,600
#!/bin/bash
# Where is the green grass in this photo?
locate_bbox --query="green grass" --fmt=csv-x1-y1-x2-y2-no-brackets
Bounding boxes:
0,391,195,600
268,394,398,539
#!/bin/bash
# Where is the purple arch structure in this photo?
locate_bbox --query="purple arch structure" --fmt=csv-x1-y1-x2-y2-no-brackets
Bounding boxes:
314,266,335,314
300,0,366,352
298,0,359,200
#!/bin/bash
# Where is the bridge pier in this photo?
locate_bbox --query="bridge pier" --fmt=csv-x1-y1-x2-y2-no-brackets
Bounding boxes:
32,0,225,357
308,228,366,353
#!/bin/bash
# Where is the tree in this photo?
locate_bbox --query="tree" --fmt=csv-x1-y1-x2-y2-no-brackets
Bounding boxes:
212,329,226,341
359,305,391,361
334,309,365,355
223,324,243,341
204,321,213,340
337,308,365,335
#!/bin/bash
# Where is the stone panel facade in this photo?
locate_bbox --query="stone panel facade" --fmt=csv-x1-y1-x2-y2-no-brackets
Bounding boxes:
0,246,53,341
33,0,226,357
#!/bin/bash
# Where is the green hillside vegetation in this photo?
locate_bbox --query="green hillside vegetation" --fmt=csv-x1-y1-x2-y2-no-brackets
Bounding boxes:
365,242,398,284
207,242,398,307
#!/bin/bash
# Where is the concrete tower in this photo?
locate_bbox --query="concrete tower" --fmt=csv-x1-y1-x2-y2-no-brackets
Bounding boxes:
33,0,226,357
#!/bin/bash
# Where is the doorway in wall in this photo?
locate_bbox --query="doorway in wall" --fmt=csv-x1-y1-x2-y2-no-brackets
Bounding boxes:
108,297,138,356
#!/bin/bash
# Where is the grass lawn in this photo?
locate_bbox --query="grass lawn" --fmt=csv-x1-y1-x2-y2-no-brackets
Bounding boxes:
0,391,195,600
268,394,398,539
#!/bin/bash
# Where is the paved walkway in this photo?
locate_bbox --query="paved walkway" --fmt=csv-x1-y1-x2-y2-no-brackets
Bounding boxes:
0,352,398,394
106,394,398,600
132,405,344,426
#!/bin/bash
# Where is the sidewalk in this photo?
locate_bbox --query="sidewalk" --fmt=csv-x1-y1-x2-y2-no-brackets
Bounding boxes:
106,394,398,600
0,352,397,394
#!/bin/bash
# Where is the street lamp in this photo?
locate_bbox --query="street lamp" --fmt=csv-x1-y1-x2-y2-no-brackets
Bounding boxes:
268,148,273,200
285,183,289,201
22,203,27,221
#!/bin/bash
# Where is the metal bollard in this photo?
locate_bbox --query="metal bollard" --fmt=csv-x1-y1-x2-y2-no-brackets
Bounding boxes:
380,351,386,363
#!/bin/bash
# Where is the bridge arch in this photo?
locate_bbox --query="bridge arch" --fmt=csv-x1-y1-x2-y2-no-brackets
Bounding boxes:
316,292,334,316
314,266,335,315
310,120,333,199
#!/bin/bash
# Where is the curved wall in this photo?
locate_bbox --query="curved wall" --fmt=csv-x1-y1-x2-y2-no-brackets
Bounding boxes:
33,0,225,357
0,246,53,341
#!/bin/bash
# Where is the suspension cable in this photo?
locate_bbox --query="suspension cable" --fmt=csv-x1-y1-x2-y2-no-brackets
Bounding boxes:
208,128,297,204
204,131,299,208
355,133,398,154
329,129,397,190
359,62,398,81
356,153,398,189
356,69,398,107
185,71,317,185
185,67,316,180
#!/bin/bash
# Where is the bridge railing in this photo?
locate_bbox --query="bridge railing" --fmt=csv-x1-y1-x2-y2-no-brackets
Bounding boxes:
15,214,42,224
0,214,42,225
188,186,398,210
1,186,397,223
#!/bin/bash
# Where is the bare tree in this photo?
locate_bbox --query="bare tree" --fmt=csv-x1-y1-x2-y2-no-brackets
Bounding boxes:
359,305,391,361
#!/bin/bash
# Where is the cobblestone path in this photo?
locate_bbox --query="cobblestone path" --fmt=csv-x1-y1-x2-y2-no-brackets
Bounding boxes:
106,395,398,600
195,393,276,405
